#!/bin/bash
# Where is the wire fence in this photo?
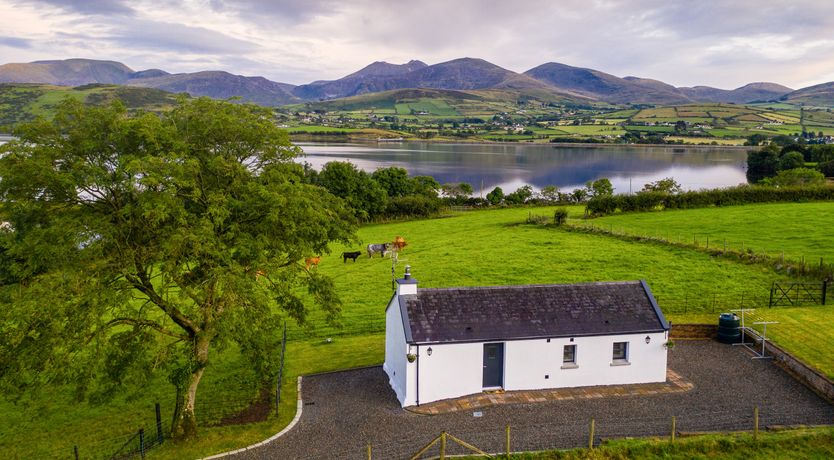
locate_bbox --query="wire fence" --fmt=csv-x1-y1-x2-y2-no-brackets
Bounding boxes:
38,327,290,460
286,406,833,459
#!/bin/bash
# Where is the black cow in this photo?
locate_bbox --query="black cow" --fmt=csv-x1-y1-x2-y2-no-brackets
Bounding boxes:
342,251,361,263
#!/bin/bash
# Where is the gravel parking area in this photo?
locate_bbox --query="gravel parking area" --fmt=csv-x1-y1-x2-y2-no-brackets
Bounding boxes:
232,341,834,459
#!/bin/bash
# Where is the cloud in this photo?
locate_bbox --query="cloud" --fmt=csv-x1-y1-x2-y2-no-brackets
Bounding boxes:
1,0,834,88
0,36,32,48
105,19,260,55
21,0,134,16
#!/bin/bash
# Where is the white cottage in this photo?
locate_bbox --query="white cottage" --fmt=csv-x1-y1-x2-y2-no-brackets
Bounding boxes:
383,268,670,407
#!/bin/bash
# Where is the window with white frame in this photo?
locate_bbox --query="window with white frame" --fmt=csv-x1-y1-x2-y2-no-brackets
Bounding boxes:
612,341,629,363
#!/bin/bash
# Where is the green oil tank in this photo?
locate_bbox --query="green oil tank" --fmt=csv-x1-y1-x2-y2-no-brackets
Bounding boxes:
717,313,741,343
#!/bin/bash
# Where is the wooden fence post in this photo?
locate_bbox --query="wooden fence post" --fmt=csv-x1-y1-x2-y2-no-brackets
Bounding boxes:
439,431,446,459
506,424,511,457
754,407,759,441
155,402,163,445
588,418,595,450
367,443,372,460
139,428,145,459
671,416,676,443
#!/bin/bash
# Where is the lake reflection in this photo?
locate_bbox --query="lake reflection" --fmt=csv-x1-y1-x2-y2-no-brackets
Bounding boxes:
297,142,749,193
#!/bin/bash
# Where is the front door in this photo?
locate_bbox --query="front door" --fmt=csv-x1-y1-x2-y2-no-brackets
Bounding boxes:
482,343,504,388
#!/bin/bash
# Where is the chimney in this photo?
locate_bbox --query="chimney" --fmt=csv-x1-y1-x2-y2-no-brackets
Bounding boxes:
395,265,418,295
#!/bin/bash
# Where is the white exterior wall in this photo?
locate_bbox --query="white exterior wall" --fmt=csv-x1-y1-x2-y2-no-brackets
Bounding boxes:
410,342,484,406
382,296,408,406
503,332,668,391
402,331,668,407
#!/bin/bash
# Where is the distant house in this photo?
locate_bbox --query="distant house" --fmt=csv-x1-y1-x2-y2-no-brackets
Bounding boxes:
383,268,670,407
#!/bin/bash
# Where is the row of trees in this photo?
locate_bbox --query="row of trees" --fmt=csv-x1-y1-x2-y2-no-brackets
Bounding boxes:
303,162,630,220
747,143,834,184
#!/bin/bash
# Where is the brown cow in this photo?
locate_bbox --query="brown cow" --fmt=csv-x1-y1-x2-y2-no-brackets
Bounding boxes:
392,235,407,251
305,256,321,270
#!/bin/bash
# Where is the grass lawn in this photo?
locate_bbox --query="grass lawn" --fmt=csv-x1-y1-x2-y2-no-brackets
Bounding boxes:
589,202,834,264
2,205,831,459
489,427,834,459
0,334,384,460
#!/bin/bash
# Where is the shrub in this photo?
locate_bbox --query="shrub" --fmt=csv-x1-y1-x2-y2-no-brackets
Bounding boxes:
553,208,569,225
586,184,834,216
486,187,504,205
762,168,825,187
385,195,441,217
819,160,834,178
779,151,805,170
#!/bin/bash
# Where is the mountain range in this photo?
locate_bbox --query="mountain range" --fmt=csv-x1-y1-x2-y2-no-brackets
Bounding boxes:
1,57,830,106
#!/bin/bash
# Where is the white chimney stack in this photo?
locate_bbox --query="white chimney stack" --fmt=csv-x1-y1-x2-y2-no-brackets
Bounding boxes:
395,265,418,295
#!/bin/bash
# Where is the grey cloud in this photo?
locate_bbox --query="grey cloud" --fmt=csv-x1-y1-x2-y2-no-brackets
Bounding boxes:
206,0,340,25
106,19,260,55
21,0,134,15
0,36,32,48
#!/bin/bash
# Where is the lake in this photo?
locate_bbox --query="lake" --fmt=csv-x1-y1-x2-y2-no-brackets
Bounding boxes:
0,138,751,194
297,142,750,194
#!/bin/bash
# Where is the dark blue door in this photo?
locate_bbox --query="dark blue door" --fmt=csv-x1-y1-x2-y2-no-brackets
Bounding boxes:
482,343,504,388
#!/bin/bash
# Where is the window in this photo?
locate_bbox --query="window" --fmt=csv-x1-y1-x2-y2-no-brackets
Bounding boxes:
563,344,576,364
612,341,629,363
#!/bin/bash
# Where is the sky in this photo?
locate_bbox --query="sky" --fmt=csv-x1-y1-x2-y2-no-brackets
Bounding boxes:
2,0,834,89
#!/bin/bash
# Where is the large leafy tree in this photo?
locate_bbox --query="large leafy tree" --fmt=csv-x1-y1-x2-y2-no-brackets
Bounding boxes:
316,161,388,221
0,98,355,440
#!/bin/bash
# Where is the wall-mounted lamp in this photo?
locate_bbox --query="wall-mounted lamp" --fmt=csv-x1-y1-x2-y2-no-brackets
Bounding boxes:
645,335,651,344
426,347,433,356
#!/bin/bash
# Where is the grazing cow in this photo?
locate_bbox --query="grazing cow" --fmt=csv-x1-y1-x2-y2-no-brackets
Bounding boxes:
391,235,407,251
342,251,361,263
367,243,391,258
305,256,321,270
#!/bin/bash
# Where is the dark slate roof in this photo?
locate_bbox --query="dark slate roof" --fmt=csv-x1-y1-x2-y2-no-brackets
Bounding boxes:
400,280,668,344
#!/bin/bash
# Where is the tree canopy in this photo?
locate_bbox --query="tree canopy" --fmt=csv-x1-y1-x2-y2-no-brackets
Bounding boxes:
0,97,356,440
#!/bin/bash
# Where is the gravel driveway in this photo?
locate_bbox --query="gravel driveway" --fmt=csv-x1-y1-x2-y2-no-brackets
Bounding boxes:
233,341,834,459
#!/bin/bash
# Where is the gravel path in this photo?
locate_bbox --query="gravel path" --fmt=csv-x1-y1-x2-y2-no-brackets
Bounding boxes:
232,341,834,459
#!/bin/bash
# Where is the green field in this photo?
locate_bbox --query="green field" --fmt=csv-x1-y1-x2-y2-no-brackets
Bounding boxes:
0,83,177,130
2,204,833,459
589,202,834,264
493,427,834,459
394,98,459,116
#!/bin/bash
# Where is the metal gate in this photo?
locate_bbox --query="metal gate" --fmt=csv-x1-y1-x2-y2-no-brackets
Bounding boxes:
769,281,828,307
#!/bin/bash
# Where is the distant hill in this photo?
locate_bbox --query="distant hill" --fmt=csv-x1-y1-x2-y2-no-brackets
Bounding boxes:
0,58,299,106
679,82,793,104
0,59,134,86
293,60,428,100
524,62,690,104
0,57,826,107
293,58,581,102
780,82,834,106
128,71,300,106
524,62,793,105
0,83,178,131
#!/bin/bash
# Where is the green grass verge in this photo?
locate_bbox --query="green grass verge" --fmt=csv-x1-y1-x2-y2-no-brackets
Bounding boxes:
483,427,834,459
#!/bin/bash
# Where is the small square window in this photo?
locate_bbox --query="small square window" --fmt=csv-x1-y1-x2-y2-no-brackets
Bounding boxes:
612,342,628,362
563,344,576,364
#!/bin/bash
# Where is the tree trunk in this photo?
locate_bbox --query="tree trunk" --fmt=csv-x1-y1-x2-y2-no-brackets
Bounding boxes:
171,334,210,441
